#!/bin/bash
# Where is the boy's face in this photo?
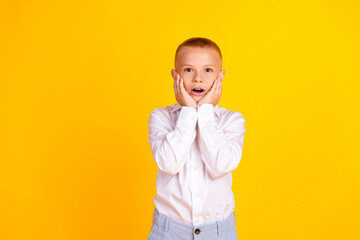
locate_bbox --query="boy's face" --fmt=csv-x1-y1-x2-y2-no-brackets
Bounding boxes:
172,46,225,103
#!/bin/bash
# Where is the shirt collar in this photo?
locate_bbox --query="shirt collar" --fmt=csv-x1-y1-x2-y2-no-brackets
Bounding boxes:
170,103,221,117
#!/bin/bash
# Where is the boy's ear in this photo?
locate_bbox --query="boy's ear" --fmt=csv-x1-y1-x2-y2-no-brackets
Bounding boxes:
171,69,178,80
219,70,226,81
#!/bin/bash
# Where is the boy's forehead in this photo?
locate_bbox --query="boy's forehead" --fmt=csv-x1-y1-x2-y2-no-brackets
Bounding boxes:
177,46,219,58
176,46,221,66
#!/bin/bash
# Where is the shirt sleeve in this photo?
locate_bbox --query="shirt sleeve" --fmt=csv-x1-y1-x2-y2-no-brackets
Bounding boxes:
148,106,197,176
197,104,246,179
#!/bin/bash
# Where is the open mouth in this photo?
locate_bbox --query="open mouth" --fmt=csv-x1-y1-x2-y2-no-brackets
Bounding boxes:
192,88,205,93
191,87,205,96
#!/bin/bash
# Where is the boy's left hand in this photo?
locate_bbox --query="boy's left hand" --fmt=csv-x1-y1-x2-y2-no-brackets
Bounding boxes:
198,75,223,107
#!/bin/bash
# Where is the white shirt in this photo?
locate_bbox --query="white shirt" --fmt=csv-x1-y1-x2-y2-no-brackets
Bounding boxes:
148,103,246,225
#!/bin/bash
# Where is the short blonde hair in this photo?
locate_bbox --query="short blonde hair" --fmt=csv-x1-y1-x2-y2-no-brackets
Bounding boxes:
174,37,222,66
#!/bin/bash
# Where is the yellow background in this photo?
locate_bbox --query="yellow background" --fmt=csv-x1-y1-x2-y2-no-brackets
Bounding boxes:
1,0,359,239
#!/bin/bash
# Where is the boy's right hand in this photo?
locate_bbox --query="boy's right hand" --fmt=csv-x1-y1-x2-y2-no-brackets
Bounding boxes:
173,73,197,109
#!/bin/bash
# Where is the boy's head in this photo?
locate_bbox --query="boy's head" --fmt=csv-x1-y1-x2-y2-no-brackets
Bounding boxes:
171,37,225,103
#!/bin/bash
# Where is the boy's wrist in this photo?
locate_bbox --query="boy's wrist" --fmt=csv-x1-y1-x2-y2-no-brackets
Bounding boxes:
181,104,197,109
198,103,214,108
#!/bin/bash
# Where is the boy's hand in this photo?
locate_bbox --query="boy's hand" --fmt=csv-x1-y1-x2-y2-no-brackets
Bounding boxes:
173,74,197,109
198,75,223,107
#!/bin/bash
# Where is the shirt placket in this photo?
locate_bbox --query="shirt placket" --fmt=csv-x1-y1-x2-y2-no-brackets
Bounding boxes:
191,138,203,225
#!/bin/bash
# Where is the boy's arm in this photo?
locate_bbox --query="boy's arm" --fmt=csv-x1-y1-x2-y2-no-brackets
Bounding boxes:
148,106,197,176
197,104,246,179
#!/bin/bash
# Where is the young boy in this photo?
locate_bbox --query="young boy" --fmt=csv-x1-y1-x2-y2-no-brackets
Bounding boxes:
147,37,246,240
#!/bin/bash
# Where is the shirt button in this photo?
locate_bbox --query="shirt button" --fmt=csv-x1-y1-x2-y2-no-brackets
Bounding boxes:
196,193,200,197
194,228,201,234
193,166,197,170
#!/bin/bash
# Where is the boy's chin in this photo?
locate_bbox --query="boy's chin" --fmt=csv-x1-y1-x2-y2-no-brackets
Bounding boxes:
192,96,203,103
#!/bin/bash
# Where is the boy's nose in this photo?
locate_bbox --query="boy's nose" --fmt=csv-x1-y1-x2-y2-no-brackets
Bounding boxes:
193,71,203,83
193,77,203,83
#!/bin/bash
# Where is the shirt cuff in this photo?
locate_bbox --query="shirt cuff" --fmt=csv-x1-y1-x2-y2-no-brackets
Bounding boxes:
176,106,197,132
197,104,216,129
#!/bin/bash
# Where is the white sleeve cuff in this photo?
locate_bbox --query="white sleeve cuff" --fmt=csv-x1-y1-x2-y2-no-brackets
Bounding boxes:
197,104,216,129
176,106,197,132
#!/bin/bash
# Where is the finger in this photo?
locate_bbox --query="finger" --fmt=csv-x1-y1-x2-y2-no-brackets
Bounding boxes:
180,77,187,100
174,75,177,93
209,80,214,93
217,76,221,89
215,78,221,96
217,80,222,96
218,78,223,96
180,77,187,96
179,77,186,92
178,76,183,99
173,74,176,91
175,75,180,100
213,79,219,96
218,78,222,95
217,75,222,88
213,78,219,93
176,74,181,96
214,76,220,89
178,75,183,95
174,77,178,101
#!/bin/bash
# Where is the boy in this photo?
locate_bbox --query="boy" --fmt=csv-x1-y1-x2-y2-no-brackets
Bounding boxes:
147,37,246,240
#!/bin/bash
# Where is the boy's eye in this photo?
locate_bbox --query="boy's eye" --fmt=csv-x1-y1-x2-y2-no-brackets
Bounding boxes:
184,68,213,72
